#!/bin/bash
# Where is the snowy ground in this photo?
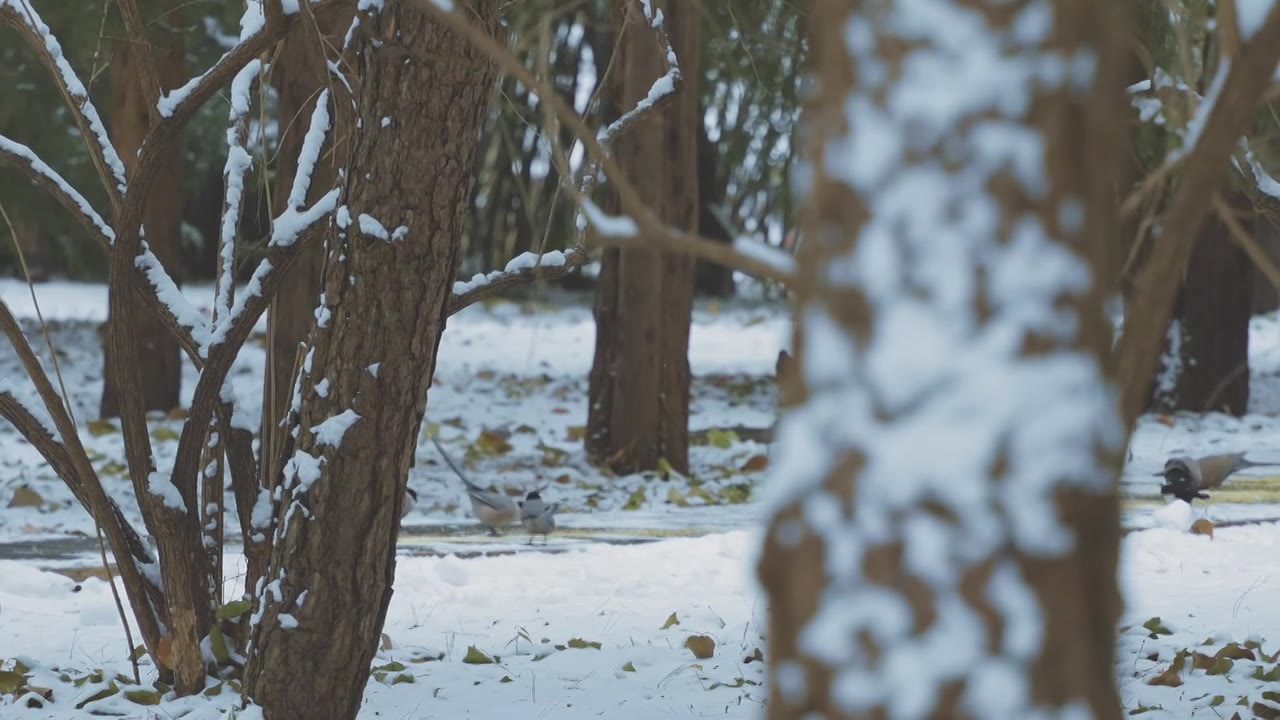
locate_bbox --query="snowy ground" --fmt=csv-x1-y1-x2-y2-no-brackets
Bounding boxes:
6,280,1280,716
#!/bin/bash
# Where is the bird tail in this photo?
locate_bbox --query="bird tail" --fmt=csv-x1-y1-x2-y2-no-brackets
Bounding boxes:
431,436,476,489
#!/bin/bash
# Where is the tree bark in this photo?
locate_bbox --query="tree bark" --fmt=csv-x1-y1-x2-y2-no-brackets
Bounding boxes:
1148,196,1253,415
586,0,698,475
101,4,184,417
262,2,356,491
241,3,500,719
758,1,1128,717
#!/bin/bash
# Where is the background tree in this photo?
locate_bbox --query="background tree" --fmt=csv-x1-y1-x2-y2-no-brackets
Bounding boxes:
757,0,1130,716
585,0,698,475
100,0,184,417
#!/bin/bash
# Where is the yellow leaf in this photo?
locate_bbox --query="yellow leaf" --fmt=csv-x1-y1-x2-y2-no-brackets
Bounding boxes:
684,635,716,660
661,612,680,630
87,418,119,436
462,646,494,664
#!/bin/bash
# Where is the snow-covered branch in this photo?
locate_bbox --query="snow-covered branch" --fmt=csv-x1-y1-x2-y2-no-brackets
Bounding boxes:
0,134,114,246
216,60,265,323
0,0,129,206
448,247,592,316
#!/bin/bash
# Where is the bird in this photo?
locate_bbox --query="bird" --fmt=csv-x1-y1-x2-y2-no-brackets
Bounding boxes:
401,487,418,519
1158,459,1209,504
1156,452,1264,503
432,437,520,535
518,490,558,545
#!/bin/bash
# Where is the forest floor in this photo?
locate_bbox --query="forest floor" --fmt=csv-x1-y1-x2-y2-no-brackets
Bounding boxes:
3,279,1280,717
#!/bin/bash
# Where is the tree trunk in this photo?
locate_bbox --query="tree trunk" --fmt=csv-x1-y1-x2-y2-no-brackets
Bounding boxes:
694,114,735,297
758,1,1128,717
1149,195,1252,415
101,5,184,417
262,3,356,491
586,0,698,475
242,3,500,719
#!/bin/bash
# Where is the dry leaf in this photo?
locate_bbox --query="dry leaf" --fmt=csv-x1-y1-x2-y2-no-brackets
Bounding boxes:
156,635,174,671
1156,415,1176,427
741,455,769,473
661,612,680,630
8,486,44,508
1147,651,1185,687
567,426,586,442
381,633,393,650
684,635,716,660
1191,519,1215,539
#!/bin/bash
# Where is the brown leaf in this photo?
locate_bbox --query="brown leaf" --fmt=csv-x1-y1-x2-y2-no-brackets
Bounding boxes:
1147,650,1185,686
567,426,586,442
1191,651,1215,670
1214,643,1255,661
7,486,44,508
166,407,189,421
684,635,716,660
156,635,174,671
740,454,770,473
1156,415,1176,427
555,474,572,484
381,633,393,650
1191,519,1215,539
744,647,764,664
552,407,570,415
1254,702,1280,720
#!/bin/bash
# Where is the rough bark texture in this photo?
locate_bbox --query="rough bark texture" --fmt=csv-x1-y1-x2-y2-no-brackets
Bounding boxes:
101,9,184,417
757,1,1127,717
263,3,356,491
586,0,698,474
1150,196,1252,416
241,3,499,719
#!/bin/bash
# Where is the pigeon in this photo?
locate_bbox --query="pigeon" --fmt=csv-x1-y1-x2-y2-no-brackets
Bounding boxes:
1152,450,1259,489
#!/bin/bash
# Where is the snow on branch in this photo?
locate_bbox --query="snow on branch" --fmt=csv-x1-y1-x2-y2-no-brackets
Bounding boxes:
1,0,129,202
0,134,115,245
448,247,592,316
417,0,795,286
216,60,265,323
134,244,214,351
288,89,333,210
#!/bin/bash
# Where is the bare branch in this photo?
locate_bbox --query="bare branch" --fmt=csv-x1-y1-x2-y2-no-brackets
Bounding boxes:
1,0,129,209
1214,193,1280,288
415,0,795,285
1113,5,1280,426
117,0,164,126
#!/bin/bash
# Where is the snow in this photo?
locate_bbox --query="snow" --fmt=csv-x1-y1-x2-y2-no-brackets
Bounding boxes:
288,89,332,209
733,237,794,278
357,213,390,241
579,199,638,237
453,250,568,295
0,378,61,442
312,408,361,448
1236,0,1276,39
146,469,186,513
1175,59,1230,161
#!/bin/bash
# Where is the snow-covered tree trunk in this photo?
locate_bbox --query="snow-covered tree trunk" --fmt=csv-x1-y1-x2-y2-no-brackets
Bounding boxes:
241,3,500,718
263,3,355,494
758,0,1129,717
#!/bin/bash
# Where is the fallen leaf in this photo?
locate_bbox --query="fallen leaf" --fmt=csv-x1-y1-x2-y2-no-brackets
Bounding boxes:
87,418,119,436
1147,650,1185,686
1214,643,1255,661
499,675,513,683
471,429,513,457
1190,519,1215,539
462,646,494,664
151,426,180,442
622,662,636,673
7,486,44,508
566,426,586,442
552,407,570,415
685,635,716,660
554,474,572,484
566,638,602,650
741,454,769,473
381,633,393,650
661,612,680,630
1156,415,1176,427
1207,657,1234,676
623,487,646,511
156,635,174,671
125,689,162,705
744,647,764,664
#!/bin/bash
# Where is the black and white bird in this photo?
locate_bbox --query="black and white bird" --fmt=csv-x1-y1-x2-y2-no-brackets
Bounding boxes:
1156,452,1263,504
518,490,558,545
401,487,418,519
432,437,520,535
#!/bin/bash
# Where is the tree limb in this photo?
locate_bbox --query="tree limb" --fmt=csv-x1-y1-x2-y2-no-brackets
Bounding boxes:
1112,4,1280,426
117,0,164,126
447,247,593,315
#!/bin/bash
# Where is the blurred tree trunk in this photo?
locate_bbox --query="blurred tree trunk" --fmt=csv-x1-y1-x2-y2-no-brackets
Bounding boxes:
694,116,734,297
758,1,1128,717
262,3,355,489
586,0,699,474
1149,194,1253,416
101,2,184,417
241,3,500,719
